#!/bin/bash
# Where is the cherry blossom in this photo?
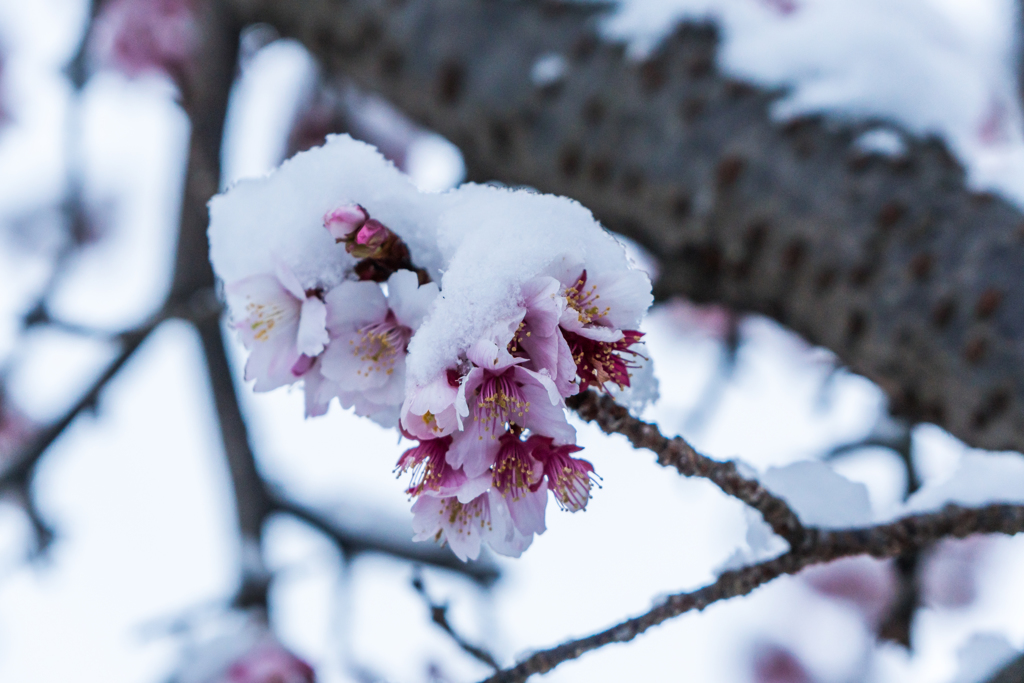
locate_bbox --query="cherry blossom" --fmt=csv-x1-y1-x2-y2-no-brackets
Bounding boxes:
509,276,578,397
448,335,575,477
491,430,548,536
411,488,533,561
558,270,650,392
319,269,437,418
530,436,597,512
226,263,329,392
400,372,463,440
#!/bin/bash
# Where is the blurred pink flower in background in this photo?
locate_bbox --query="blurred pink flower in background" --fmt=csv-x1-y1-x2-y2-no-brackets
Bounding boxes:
921,536,991,609
89,0,199,80
752,643,816,683
219,640,315,683
173,622,315,683
801,556,898,627
0,399,35,466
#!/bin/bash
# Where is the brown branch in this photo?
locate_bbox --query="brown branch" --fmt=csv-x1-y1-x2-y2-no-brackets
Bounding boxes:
412,569,500,669
480,503,1024,683
567,391,806,548
0,324,157,492
272,495,500,586
229,0,1024,457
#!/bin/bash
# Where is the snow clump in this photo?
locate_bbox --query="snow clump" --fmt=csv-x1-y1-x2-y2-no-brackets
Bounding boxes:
208,135,656,561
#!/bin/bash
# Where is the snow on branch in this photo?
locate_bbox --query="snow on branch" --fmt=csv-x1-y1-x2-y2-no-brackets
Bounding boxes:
227,0,1024,459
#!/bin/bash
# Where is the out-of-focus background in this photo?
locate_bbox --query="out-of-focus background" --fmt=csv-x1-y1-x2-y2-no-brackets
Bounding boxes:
3,1,1024,682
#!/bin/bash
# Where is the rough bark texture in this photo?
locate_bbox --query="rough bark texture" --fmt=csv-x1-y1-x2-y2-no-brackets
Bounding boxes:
568,391,806,547
482,502,1024,682
225,0,1024,457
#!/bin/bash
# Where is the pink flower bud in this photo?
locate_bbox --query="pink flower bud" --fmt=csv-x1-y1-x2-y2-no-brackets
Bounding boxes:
355,219,388,248
323,204,368,242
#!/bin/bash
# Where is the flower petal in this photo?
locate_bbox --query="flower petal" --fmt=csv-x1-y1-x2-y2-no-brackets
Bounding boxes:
296,297,329,356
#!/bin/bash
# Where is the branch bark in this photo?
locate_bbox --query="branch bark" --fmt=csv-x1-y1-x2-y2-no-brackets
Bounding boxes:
567,391,806,547
481,503,1024,683
226,0,1024,457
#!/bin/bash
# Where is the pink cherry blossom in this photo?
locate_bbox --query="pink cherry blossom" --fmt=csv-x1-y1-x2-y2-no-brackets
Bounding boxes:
396,436,466,497
559,269,651,342
529,436,597,512
448,336,575,477
492,431,547,536
226,263,329,392
319,270,436,417
509,276,577,398
401,438,522,561
556,270,649,392
323,203,368,242
411,488,533,561
401,372,463,439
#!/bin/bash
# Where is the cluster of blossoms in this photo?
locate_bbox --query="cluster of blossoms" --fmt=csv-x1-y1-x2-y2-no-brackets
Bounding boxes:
209,136,655,561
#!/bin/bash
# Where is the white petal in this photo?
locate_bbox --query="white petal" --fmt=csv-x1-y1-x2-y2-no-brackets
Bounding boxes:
591,270,652,330
297,297,329,356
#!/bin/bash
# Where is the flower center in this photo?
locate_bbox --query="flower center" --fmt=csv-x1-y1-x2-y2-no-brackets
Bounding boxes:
246,301,288,342
351,312,409,377
493,435,537,501
477,370,529,430
565,272,610,326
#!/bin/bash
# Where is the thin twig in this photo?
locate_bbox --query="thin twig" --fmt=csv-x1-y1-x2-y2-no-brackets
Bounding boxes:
0,324,157,492
412,568,499,670
480,503,1024,683
567,391,807,548
272,494,500,586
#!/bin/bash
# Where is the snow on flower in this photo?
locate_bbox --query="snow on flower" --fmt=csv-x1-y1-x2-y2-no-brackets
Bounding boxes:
208,134,656,560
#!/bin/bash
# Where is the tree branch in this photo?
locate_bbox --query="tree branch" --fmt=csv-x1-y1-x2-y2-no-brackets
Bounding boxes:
228,0,1024,457
0,324,156,492
481,503,1024,683
412,568,500,669
567,391,806,548
271,494,500,586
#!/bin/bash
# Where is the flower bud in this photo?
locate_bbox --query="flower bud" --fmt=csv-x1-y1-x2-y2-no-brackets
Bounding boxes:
323,203,368,242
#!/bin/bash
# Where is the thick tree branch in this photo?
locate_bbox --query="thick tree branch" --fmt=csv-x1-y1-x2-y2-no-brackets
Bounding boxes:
481,503,1024,683
228,0,1024,456
567,391,806,548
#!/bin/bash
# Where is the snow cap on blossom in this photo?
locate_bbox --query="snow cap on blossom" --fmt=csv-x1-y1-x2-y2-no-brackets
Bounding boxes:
208,134,657,561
